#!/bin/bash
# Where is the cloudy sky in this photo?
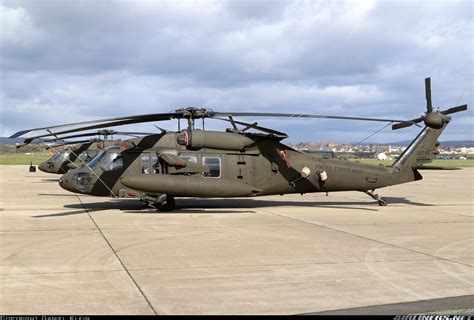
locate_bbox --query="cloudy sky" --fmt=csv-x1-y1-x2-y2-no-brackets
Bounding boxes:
1,0,472,143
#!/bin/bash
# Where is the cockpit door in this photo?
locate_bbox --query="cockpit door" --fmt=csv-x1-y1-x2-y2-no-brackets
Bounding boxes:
140,153,151,174
140,152,161,174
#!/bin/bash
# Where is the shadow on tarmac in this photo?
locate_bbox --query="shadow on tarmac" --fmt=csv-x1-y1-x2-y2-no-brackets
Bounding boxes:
32,195,433,218
306,294,474,315
38,193,77,197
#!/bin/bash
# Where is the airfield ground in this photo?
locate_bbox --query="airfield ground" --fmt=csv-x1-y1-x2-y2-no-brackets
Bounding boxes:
0,165,473,315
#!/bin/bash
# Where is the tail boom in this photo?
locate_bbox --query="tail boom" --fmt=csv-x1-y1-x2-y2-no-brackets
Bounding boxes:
389,114,451,185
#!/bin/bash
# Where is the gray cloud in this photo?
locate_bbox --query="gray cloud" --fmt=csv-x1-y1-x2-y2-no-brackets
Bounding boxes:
1,0,472,143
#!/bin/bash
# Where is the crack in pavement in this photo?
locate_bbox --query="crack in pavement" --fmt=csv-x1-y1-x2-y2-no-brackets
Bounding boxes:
74,193,158,315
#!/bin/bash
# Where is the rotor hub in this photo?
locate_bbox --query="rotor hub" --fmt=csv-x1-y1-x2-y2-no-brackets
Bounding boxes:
97,129,116,136
424,112,447,129
174,107,214,119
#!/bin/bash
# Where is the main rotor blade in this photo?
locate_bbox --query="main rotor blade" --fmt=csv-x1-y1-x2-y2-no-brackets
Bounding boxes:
441,104,468,115
215,117,288,138
10,116,135,138
25,130,155,145
114,131,156,135
211,112,410,124
111,131,156,138
10,112,178,138
46,139,94,150
47,131,103,141
425,77,433,113
16,139,94,150
21,114,177,144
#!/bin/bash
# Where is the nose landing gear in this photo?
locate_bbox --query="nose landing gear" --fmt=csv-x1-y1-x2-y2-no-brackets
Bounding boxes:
142,194,176,211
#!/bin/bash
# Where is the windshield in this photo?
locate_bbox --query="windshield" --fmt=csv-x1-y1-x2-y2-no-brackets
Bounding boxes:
78,152,90,162
51,151,70,161
86,150,107,170
100,151,123,172
86,146,122,171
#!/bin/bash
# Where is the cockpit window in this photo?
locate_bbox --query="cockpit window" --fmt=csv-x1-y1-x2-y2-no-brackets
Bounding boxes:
141,154,160,174
141,155,150,174
87,150,106,170
78,152,90,162
51,152,62,161
100,152,123,172
152,155,160,174
87,146,121,170
51,151,70,161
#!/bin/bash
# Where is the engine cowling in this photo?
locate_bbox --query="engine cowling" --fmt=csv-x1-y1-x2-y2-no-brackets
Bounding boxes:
177,130,254,150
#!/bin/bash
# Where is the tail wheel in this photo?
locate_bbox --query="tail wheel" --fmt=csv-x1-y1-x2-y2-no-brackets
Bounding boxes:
154,195,175,211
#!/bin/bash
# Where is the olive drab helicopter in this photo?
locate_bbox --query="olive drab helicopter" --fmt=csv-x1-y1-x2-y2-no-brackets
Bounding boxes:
21,129,154,174
11,78,468,211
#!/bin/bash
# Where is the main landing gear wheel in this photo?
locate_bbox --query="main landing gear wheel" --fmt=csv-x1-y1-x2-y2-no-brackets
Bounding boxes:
363,190,388,206
154,195,175,211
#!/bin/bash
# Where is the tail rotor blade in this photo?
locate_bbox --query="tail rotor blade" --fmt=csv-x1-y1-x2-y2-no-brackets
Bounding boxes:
425,77,433,113
392,116,424,130
441,104,468,115
392,122,415,130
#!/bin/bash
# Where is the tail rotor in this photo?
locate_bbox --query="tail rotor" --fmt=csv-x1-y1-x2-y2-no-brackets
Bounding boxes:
392,77,467,130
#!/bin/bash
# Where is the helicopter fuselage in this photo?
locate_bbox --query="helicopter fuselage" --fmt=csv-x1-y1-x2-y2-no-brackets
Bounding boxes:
58,130,394,200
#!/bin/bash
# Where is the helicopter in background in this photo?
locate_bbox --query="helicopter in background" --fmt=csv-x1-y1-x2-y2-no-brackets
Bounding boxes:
11,78,468,211
20,129,154,174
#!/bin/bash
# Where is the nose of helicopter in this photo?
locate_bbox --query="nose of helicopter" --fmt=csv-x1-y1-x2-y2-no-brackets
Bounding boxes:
38,162,47,173
38,161,53,173
67,162,78,170
58,171,77,193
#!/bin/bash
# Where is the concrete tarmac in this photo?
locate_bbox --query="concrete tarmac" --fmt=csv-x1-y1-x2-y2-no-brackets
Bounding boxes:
0,165,473,314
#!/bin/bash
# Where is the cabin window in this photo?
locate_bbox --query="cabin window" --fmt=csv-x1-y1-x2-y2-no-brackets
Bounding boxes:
141,155,151,174
152,155,160,174
179,154,197,164
203,156,221,178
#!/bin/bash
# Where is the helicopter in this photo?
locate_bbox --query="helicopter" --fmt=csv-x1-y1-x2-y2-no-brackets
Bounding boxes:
21,129,154,174
11,77,468,211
